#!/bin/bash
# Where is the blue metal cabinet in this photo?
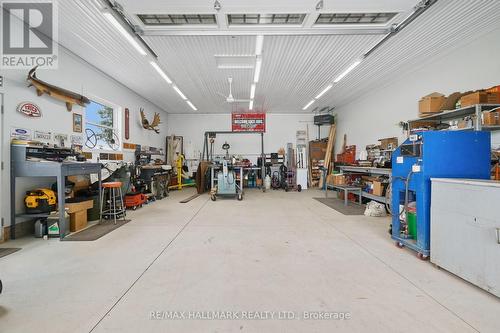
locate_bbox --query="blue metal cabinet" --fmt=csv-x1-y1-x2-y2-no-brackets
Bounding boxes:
391,131,491,258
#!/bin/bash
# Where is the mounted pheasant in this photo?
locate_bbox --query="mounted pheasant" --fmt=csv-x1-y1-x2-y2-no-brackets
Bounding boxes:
140,108,161,134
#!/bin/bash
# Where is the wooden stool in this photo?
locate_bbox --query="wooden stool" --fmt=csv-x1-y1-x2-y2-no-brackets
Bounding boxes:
100,182,126,224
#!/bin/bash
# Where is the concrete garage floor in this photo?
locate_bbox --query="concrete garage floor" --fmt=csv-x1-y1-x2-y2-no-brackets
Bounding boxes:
0,189,499,333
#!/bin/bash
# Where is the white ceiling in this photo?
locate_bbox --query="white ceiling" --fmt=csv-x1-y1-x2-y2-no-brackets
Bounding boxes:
57,0,500,114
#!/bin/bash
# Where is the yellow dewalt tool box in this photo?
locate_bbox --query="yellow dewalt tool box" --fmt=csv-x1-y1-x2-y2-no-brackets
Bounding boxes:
24,189,56,214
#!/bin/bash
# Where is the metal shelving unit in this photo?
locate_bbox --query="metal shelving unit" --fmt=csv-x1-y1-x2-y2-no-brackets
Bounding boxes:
408,104,500,131
329,166,392,204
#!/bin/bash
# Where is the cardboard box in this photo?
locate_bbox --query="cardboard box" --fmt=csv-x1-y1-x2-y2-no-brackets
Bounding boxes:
66,199,93,232
486,86,500,93
440,92,462,111
419,93,445,115
460,91,500,107
483,111,500,126
327,174,345,185
378,137,398,150
372,181,384,197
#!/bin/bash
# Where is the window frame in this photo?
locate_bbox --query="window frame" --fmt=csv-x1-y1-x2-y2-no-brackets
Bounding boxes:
83,95,122,153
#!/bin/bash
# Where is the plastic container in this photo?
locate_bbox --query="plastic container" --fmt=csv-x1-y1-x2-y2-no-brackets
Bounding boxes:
406,211,417,240
264,175,271,190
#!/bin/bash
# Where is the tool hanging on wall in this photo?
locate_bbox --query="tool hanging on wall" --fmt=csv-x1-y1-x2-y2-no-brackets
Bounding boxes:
27,66,90,111
140,108,161,134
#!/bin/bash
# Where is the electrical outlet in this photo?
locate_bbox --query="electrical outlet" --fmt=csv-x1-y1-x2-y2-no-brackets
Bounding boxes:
412,164,421,172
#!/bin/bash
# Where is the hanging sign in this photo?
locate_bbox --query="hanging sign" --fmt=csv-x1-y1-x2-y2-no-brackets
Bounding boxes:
17,102,42,118
11,127,32,140
34,130,52,141
232,112,266,132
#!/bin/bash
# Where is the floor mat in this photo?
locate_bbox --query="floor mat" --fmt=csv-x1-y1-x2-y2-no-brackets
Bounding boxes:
180,193,202,203
0,248,21,258
62,220,131,241
314,198,365,215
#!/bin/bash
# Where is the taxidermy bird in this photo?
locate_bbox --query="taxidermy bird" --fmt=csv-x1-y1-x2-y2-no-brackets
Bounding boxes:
140,108,161,134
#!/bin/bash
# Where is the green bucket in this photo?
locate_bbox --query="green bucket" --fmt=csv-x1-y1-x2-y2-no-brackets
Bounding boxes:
406,212,417,240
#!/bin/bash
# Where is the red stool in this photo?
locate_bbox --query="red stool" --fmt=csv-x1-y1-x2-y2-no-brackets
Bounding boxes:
100,182,126,224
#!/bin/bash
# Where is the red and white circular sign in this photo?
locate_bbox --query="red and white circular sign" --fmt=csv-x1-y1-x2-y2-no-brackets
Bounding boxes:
17,102,42,118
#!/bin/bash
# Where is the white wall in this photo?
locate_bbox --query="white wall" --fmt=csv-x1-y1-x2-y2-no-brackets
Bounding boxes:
334,27,500,155
0,46,168,234
167,113,327,162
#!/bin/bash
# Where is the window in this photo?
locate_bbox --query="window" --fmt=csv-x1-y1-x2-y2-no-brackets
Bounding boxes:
84,100,121,151
137,14,217,25
227,14,306,25
315,12,397,25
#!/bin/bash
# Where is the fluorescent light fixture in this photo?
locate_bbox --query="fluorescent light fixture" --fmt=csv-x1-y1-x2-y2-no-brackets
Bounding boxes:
315,83,333,99
249,100,254,110
255,35,264,56
302,99,315,110
187,100,198,111
173,85,187,100
253,57,262,83
150,61,172,84
250,83,256,99
103,12,147,56
334,60,362,83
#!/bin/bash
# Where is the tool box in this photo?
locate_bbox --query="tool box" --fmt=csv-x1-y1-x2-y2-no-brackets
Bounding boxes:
124,192,147,210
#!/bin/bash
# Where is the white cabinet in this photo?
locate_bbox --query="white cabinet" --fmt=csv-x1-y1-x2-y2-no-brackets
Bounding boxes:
431,178,500,297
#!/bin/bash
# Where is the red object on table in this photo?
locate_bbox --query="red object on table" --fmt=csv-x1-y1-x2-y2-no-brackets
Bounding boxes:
336,145,356,164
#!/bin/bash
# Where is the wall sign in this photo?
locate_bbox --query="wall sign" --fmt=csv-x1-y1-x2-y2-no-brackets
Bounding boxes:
73,113,82,133
17,102,42,118
54,133,68,147
34,130,52,142
232,112,266,132
71,135,83,146
11,127,32,140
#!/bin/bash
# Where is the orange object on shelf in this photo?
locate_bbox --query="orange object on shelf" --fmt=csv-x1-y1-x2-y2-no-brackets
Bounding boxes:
336,145,356,164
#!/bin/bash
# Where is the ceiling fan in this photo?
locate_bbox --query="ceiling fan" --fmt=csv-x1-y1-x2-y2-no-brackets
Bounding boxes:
217,77,251,104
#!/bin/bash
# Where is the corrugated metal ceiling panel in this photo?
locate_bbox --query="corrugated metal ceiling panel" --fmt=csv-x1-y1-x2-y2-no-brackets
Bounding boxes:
54,0,500,114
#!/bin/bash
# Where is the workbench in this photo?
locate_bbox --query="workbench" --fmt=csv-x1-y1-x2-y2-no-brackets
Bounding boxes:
11,144,102,240
337,166,391,204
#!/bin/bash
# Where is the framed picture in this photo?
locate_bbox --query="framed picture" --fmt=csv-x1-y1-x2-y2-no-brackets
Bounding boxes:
73,113,82,133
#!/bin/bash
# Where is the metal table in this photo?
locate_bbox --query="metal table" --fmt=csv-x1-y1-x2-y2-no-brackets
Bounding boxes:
325,184,362,206
338,166,392,204
11,145,102,240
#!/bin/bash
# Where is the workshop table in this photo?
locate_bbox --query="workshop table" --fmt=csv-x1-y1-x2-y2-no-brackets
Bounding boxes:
11,149,102,240
325,184,363,206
